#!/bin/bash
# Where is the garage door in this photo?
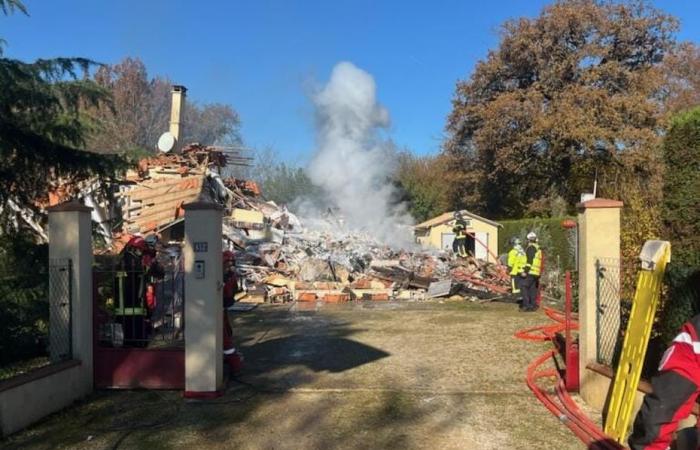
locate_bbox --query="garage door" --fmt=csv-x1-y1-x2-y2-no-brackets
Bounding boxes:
441,233,455,251
474,232,488,261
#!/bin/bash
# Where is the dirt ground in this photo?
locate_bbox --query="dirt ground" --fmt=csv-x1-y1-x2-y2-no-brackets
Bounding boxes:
2,299,587,449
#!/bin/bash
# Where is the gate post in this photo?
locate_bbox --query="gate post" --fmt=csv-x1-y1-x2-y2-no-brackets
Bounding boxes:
577,198,622,406
47,200,93,395
183,201,223,398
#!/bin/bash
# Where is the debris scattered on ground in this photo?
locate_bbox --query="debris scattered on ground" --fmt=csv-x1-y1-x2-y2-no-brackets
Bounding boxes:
220,191,512,304
46,139,513,303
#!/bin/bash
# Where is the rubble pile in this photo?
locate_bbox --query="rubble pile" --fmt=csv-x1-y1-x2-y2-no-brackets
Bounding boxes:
222,198,513,304
117,143,250,238
129,143,254,180
44,139,512,303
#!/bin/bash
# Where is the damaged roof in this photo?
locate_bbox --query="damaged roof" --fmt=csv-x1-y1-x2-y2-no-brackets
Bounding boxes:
414,210,502,230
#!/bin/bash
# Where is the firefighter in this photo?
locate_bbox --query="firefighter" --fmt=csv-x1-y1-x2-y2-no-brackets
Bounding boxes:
141,234,163,311
507,237,526,296
222,250,243,374
520,232,542,312
452,212,468,258
118,234,164,344
223,250,237,309
629,315,700,450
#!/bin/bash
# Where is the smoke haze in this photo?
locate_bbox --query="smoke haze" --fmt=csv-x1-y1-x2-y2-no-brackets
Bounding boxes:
307,62,414,247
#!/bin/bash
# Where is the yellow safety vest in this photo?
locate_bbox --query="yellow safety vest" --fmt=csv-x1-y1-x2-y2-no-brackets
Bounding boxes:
508,247,526,276
453,220,467,239
526,243,543,277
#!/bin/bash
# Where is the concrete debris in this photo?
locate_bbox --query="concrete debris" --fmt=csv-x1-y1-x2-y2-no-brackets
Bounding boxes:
111,145,514,303
39,135,512,303
117,143,252,239
221,189,512,304
427,280,453,298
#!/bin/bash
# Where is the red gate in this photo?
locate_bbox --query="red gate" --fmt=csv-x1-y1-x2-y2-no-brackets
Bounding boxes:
93,255,185,389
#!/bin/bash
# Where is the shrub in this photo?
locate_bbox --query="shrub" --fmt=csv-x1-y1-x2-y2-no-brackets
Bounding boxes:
657,265,700,345
662,107,700,267
0,236,49,366
499,217,574,270
652,108,700,345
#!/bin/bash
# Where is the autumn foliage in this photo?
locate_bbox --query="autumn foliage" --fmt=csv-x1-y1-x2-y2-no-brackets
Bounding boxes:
83,58,242,155
444,0,678,221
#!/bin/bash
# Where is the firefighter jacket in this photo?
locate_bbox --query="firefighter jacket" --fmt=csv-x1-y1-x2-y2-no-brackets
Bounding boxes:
629,315,700,450
223,271,238,309
523,243,542,277
452,220,467,239
507,245,526,276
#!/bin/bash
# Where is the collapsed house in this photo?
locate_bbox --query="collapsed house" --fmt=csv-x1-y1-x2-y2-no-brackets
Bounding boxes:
36,85,513,304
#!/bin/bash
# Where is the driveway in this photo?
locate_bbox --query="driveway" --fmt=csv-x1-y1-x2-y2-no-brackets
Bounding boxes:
2,300,583,449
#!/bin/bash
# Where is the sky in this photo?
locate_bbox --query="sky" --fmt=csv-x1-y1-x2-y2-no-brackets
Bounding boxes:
3,0,700,163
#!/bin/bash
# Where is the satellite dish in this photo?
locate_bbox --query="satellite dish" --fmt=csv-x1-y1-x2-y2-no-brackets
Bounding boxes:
157,132,176,153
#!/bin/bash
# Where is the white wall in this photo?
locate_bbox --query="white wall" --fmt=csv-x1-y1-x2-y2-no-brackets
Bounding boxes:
0,362,83,436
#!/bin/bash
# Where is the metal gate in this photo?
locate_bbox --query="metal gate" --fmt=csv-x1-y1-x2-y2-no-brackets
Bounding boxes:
595,258,631,367
93,255,185,389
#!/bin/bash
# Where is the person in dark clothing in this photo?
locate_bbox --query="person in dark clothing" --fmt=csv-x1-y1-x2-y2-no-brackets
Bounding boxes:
520,231,542,312
118,234,164,344
222,250,243,374
452,212,468,258
628,315,700,450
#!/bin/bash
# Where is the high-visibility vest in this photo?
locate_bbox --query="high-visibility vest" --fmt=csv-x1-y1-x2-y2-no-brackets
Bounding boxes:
453,220,467,239
508,247,526,276
526,243,543,276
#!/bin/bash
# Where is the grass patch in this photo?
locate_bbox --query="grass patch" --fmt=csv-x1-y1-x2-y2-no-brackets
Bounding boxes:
0,357,50,381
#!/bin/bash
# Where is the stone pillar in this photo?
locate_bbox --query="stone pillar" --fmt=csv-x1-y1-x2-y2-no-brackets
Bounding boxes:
47,200,93,395
183,201,223,398
577,198,623,405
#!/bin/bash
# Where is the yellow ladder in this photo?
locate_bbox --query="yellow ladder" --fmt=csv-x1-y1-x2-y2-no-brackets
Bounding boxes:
604,240,671,443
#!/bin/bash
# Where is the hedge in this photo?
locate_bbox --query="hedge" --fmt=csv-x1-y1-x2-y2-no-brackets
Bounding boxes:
0,236,49,369
498,217,575,270
662,107,700,268
655,108,700,346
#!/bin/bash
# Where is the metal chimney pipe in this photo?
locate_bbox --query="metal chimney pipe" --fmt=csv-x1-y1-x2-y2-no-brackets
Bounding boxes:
169,85,187,151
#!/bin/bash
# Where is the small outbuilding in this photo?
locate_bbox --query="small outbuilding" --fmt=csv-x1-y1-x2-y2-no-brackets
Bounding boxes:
414,210,502,262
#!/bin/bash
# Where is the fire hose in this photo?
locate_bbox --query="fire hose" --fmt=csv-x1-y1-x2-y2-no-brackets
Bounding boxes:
515,300,625,448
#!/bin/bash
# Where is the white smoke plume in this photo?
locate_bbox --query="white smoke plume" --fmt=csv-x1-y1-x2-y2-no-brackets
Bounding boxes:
307,62,414,247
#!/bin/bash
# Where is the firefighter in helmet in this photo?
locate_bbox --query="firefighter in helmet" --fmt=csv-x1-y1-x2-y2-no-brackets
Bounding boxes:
452,211,469,258
117,234,164,344
519,231,543,312
222,250,243,374
507,237,526,296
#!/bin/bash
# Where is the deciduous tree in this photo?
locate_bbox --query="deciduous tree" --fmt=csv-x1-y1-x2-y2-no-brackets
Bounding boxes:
250,147,322,206
445,0,676,219
85,57,242,154
394,152,451,222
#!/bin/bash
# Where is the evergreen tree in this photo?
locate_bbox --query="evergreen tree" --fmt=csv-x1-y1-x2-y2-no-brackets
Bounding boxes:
662,107,700,266
0,1,120,235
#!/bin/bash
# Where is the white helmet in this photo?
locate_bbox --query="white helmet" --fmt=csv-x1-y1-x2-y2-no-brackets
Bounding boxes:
526,232,537,241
